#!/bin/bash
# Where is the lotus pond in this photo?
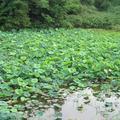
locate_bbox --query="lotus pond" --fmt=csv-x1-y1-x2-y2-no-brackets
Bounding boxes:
0,29,120,119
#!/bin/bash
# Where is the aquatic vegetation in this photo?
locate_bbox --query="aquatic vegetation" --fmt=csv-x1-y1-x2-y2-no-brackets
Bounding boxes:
0,29,120,118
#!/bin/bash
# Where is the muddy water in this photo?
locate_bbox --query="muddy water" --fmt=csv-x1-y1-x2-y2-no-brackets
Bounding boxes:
28,88,120,120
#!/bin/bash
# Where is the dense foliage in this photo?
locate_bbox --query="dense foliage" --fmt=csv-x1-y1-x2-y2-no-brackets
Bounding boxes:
0,0,120,30
0,29,120,118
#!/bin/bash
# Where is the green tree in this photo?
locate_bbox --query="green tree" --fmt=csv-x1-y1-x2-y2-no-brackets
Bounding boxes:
48,0,66,27
0,0,30,30
95,0,111,10
28,0,51,27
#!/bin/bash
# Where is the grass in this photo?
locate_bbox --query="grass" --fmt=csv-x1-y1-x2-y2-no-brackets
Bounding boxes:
0,28,120,118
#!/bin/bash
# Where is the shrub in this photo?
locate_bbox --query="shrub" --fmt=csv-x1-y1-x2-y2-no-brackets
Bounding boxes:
66,9,113,29
80,0,95,5
95,0,111,10
64,0,82,15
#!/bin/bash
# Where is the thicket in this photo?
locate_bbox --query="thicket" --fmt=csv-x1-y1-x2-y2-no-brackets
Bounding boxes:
0,0,120,30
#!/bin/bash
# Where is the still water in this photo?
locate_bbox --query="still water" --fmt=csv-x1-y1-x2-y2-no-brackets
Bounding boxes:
28,88,120,120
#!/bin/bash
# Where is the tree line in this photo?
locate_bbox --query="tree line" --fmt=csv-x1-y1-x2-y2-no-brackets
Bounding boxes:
0,0,117,30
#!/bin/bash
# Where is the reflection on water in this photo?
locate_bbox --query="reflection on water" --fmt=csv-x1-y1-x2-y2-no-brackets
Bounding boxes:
28,88,120,120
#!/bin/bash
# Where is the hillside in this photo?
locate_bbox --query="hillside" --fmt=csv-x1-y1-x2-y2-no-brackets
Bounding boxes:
0,0,120,30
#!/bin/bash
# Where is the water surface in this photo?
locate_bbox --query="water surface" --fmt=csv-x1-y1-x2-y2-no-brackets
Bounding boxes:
28,88,120,120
